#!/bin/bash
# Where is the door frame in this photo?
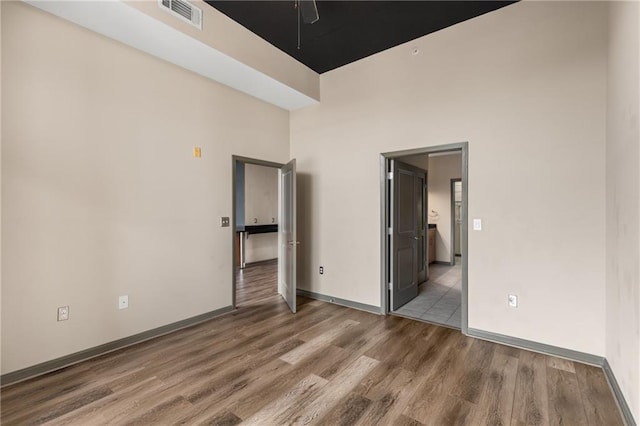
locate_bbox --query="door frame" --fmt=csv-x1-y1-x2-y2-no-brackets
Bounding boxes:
379,142,469,334
451,178,462,265
231,155,284,309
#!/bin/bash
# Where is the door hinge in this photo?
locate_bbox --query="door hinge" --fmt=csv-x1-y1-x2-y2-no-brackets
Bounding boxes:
387,172,393,180
388,227,393,235
388,282,392,290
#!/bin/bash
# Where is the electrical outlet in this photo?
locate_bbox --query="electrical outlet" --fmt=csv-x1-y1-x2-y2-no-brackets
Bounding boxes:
220,217,230,227
319,266,324,275
508,294,518,308
473,218,482,231
119,295,129,310
57,306,69,321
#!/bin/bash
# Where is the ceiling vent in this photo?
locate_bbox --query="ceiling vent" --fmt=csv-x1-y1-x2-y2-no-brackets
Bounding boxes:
159,0,202,30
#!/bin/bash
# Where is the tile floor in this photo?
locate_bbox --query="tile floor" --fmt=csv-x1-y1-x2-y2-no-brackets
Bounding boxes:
394,257,462,329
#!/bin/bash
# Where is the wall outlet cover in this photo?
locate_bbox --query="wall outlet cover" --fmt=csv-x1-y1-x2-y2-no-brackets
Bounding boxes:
119,295,129,310
57,306,69,321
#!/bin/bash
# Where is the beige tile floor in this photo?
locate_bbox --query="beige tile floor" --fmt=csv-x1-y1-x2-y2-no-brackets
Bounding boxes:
394,257,462,328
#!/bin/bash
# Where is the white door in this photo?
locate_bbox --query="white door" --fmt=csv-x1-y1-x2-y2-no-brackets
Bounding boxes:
278,159,297,313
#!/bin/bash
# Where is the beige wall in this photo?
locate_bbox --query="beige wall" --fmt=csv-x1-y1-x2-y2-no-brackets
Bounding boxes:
427,154,462,263
244,164,278,226
606,1,640,421
291,1,607,355
0,0,3,373
1,2,289,374
244,233,278,264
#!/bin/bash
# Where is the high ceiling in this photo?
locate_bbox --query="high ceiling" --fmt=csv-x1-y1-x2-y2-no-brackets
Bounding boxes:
205,1,516,74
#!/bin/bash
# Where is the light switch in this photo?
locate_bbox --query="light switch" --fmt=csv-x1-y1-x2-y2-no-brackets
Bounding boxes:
473,218,482,231
220,217,230,227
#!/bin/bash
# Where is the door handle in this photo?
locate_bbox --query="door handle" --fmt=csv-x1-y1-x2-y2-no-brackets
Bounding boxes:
413,237,419,240
288,241,301,246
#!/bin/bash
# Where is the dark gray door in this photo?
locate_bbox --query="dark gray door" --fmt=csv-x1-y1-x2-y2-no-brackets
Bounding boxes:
391,160,427,310
278,159,297,313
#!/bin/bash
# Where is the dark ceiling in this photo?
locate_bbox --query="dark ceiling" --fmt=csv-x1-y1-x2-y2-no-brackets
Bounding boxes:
205,1,516,74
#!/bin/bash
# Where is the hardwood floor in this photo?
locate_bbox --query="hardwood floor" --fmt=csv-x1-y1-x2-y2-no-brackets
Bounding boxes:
1,260,623,425
236,259,279,307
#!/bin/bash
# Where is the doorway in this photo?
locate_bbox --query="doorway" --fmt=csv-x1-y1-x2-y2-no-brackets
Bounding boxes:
231,156,298,313
380,142,468,333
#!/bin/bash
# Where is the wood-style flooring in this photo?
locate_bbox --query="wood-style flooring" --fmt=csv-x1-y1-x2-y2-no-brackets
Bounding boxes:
1,260,623,425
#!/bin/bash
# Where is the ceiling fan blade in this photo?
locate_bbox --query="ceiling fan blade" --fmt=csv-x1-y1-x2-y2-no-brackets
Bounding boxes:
300,0,319,24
